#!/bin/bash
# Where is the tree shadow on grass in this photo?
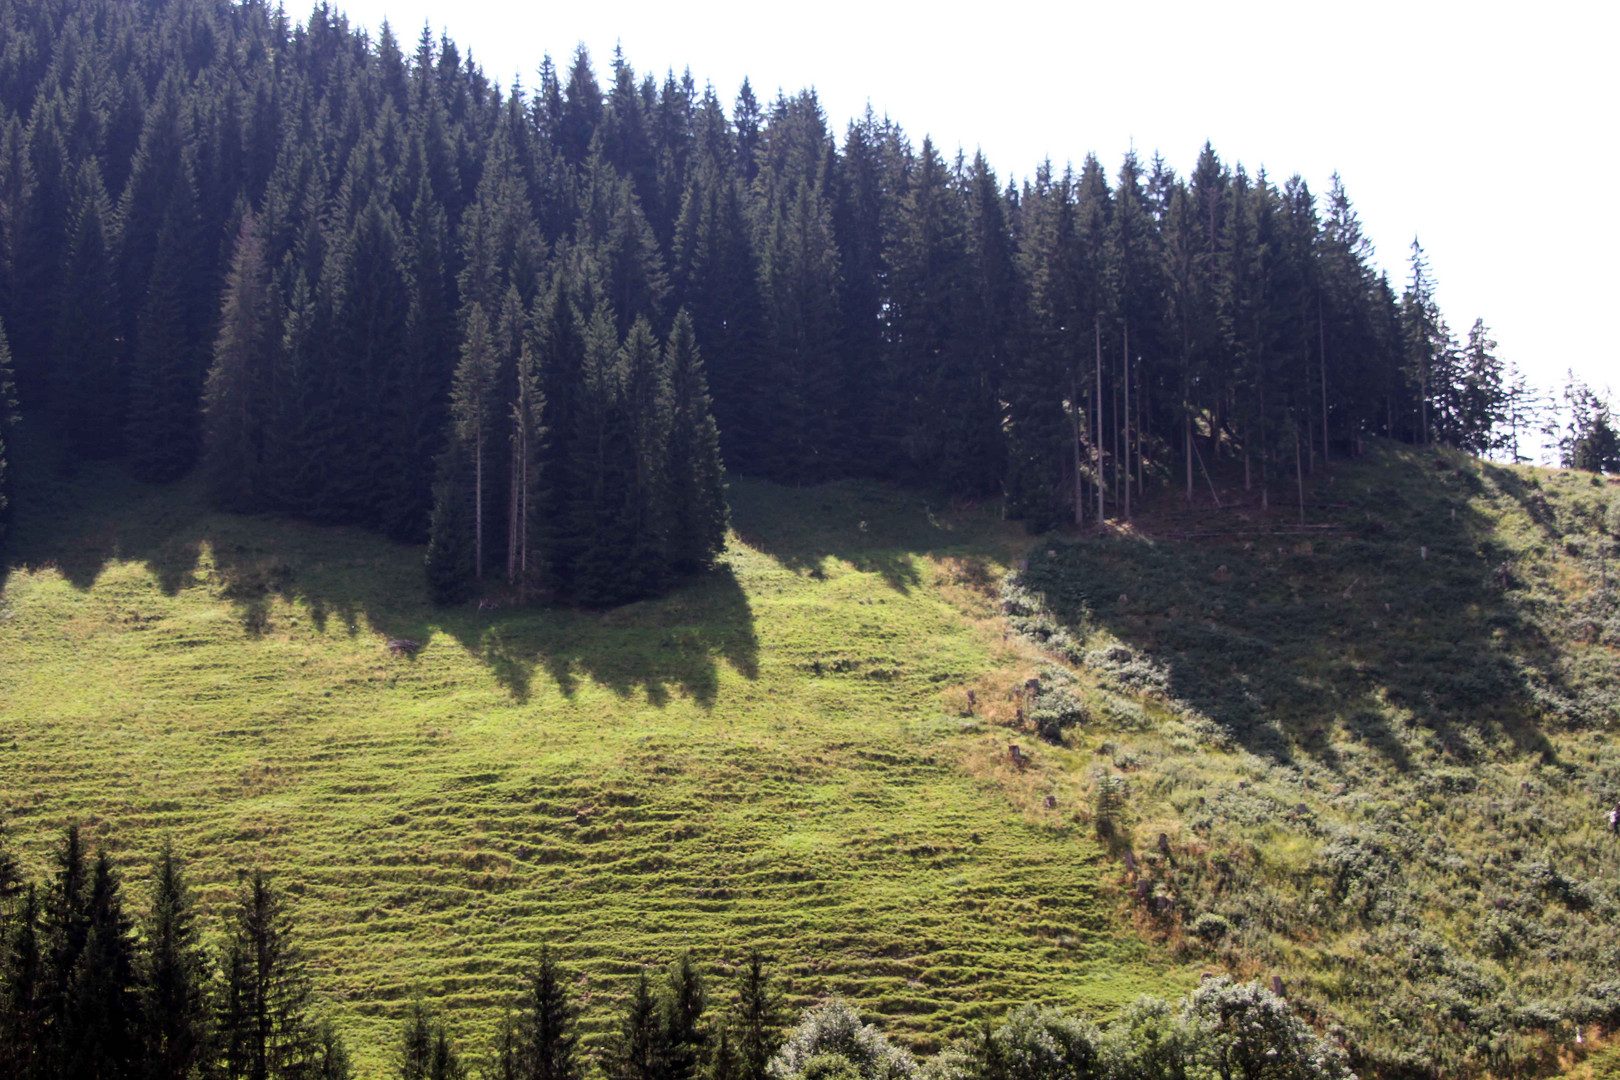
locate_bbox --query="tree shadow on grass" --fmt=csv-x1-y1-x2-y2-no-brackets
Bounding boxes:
1,427,758,707
725,476,1009,594
1017,444,1569,773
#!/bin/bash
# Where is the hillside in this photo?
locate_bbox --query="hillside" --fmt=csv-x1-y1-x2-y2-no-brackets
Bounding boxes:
4,430,1619,1077
997,442,1620,1076
0,425,1185,1075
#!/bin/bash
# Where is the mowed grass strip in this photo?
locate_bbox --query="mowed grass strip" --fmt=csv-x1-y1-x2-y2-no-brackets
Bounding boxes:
0,458,1184,1075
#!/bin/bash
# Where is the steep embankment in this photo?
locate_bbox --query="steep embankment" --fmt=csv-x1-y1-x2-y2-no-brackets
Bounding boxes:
993,442,1620,1077
0,432,1186,1076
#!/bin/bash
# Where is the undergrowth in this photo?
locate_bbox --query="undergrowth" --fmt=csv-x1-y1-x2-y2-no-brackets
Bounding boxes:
1003,442,1620,1077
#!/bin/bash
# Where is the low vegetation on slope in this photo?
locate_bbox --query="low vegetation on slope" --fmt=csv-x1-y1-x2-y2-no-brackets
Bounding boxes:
0,433,1184,1076
999,442,1620,1076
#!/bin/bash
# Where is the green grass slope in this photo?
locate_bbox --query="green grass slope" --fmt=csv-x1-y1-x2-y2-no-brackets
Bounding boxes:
0,435,1184,1076
1004,443,1620,1077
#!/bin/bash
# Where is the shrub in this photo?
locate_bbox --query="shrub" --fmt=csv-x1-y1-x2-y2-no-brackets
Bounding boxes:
767,1000,918,1080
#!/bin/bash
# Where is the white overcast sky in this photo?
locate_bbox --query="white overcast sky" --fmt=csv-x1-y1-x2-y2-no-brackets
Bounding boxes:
337,0,1616,399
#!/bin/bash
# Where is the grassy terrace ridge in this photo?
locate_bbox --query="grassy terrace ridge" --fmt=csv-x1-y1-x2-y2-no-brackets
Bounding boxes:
1000,442,1620,1078
0,430,1186,1076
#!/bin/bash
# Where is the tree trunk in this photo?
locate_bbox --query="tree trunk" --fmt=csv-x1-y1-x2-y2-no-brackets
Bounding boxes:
1123,322,1131,521
1319,302,1330,467
1295,420,1306,526
1095,315,1104,525
473,426,484,581
1070,379,1084,527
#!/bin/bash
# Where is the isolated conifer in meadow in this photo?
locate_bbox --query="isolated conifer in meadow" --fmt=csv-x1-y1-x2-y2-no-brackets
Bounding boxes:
664,309,727,573
140,844,213,1080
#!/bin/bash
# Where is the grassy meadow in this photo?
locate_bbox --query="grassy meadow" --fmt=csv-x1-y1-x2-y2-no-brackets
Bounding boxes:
0,428,1186,1075
1002,443,1620,1077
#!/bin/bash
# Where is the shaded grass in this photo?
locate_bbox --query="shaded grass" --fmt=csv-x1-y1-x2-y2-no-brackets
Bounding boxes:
1005,443,1620,1077
0,444,1186,1076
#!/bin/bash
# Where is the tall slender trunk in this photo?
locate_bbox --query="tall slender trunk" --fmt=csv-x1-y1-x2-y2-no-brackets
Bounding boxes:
1070,378,1084,527
1095,315,1104,525
1295,419,1305,526
508,443,519,585
473,425,484,581
1123,322,1131,521
1319,302,1330,466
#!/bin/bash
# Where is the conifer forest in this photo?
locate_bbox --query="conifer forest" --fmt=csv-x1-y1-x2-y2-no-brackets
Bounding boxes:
2,0,1605,593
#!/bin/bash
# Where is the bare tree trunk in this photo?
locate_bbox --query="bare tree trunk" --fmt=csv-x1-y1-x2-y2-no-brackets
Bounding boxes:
1295,419,1306,526
1070,379,1084,527
1123,322,1131,521
508,444,519,586
474,426,484,581
1095,315,1104,525
1319,302,1330,467
1185,413,1193,507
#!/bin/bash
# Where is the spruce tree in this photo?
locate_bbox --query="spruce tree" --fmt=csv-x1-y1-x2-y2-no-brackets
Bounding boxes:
127,193,204,483
329,196,411,527
568,309,637,606
447,303,498,584
608,971,665,1080
508,338,547,598
201,212,277,511
663,309,727,574
41,825,91,1076
1,885,45,1080
387,178,458,542
735,953,779,1080
67,851,140,1080
53,160,123,458
661,952,708,1080
517,945,580,1080
140,843,213,1080
218,871,316,1080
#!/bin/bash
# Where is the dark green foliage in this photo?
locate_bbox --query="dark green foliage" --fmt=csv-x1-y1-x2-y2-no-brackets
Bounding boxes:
53,160,123,458
662,953,708,1080
508,946,580,1080
399,1003,465,1080
0,0,1512,610
201,213,277,511
127,188,208,483
218,872,319,1080
608,971,665,1080
140,845,213,1080
68,851,141,1080
736,953,781,1080
664,309,728,573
